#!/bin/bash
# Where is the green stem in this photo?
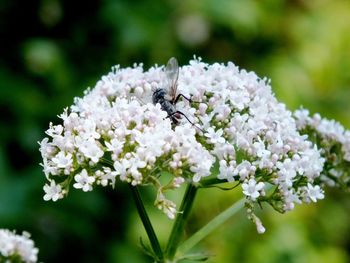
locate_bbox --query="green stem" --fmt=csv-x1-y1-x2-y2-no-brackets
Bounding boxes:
198,177,224,187
176,198,245,258
165,183,198,260
129,184,163,262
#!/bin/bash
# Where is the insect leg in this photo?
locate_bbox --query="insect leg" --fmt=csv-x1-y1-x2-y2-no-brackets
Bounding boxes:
166,111,204,132
174,93,201,104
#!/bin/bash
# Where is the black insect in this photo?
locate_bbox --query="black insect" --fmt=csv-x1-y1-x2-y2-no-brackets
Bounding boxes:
152,57,201,129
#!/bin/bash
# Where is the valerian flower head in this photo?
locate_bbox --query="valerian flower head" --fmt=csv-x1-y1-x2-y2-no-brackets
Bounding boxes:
0,229,38,263
40,57,348,229
294,109,350,188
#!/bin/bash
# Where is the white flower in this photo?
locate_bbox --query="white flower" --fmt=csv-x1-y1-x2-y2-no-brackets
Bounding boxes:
45,123,63,137
80,119,101,140
205,127,225,144
43,180,63,201
299,146,324,179
218,160,236,182
73,169,95,192
95,168,118,187
155,193,177,219
52,151,73,169
172,177,185,188
78,138,104,163
128,155,147,184
253,139,270,158
306,183,324,202
105,138,125,158
130,154,147,170
250,214,266,234
294,109,310,129
38,137,56,158
294,109,349,185
276,159,297,187
229,90,250,111
191,160,212,182
114,158,131,181
60,110,80,131
0,229,38,262
242,179,265,200
234,161,254,181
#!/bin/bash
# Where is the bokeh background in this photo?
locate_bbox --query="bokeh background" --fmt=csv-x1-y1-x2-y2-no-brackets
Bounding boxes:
1,0,350,262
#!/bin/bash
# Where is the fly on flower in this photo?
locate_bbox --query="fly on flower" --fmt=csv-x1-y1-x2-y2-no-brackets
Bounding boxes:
152,57,202,130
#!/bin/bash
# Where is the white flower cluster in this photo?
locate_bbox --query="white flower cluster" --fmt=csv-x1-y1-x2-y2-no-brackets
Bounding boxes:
294,109,350,188
40,57,329,226
0,229,38,263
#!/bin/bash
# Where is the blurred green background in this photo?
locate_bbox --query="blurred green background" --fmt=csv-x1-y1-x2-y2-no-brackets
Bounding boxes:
1,0,350,262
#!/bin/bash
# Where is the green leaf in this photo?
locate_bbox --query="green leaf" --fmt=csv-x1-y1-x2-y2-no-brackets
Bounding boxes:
178,252,212,262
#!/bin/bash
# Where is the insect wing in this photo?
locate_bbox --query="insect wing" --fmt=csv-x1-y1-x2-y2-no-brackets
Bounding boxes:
164,57,179,102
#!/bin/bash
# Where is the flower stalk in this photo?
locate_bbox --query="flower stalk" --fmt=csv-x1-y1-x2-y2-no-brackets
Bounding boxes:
165,183,198,261
129,184,164,262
